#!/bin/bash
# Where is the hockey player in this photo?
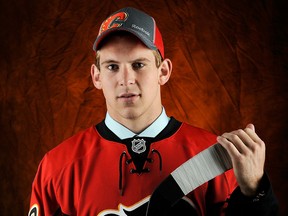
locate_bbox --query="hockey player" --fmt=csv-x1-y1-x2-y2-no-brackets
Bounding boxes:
28,7,278,216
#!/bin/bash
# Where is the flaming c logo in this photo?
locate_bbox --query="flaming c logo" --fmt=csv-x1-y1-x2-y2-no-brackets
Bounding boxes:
99,12,128,35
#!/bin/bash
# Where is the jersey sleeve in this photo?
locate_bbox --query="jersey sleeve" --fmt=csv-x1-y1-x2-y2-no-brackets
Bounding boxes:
226,172,279,216
28,155,60,216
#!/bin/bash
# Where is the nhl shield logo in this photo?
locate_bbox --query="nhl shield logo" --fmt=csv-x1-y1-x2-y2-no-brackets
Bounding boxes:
131,138,146,154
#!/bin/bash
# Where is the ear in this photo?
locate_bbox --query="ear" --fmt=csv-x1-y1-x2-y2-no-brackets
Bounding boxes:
158,58,172,85
91,64,102,89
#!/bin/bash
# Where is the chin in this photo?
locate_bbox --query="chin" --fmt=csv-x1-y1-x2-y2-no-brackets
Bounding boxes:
122,112,139,120
120,109,141,120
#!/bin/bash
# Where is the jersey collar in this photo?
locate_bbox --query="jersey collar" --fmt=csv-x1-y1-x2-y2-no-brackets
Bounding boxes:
105,108,170,139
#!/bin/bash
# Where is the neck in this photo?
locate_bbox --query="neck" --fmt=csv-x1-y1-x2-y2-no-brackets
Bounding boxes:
108,107,163,134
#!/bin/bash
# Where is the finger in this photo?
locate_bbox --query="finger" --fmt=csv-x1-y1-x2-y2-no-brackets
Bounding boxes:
235,129,256,149
243,125,265,147
246,123,255,132
217,135,241,158
220,131,250,154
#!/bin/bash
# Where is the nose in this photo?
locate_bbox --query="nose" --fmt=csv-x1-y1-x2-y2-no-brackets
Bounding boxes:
119,66,135,86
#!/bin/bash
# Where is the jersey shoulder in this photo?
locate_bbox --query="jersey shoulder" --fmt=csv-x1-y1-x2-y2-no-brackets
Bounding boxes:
38,126,101,182
174,121,218,151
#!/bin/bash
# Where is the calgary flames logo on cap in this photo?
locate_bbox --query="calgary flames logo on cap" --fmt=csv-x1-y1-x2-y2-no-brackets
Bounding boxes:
98,12,128,35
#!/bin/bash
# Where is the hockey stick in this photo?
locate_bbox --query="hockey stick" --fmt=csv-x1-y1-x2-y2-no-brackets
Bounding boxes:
146,143,232,216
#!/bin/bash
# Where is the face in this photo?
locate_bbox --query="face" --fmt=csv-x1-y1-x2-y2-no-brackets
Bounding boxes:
91,33,172,126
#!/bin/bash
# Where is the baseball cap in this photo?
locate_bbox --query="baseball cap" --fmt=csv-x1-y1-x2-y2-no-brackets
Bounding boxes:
93,7,164,59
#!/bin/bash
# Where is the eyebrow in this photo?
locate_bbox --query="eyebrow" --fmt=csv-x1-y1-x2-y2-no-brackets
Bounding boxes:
101,57,151,66
130,57,151,63
101,60,119,66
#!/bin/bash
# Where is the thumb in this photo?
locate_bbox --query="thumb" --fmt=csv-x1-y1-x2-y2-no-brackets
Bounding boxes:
246,123,255,132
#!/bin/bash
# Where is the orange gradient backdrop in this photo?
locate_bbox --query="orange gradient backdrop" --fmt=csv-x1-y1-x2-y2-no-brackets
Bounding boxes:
0,0,287,215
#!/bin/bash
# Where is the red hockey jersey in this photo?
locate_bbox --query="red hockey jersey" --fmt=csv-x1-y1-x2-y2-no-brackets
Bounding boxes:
29,118,237,215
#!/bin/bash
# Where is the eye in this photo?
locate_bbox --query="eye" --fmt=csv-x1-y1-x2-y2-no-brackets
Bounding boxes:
132,62,144,70
107,64,119,71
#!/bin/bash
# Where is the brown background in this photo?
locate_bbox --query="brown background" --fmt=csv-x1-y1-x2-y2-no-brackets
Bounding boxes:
0,0,287,215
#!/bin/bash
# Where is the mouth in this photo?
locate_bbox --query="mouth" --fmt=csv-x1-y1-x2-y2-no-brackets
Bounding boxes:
117,93,140,102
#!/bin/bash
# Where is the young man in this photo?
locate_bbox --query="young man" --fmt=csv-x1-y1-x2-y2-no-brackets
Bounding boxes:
28,7,278,216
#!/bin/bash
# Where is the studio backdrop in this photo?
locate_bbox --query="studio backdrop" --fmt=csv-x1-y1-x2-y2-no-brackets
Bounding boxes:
0,0,287,215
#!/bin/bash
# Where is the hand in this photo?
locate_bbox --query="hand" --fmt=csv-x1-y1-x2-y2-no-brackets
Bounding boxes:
217,124,265,196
